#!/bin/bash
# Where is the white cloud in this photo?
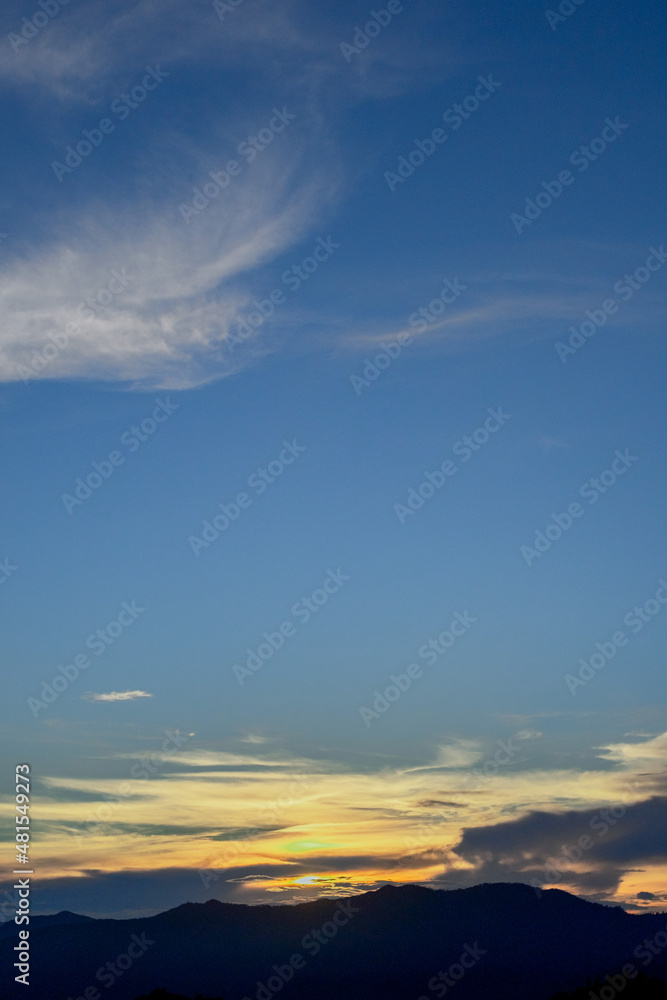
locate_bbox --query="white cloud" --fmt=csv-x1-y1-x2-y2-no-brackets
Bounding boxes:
598,731,667,767
0,0,461,105
82,690,153,702
0,1,470,393
0,0,217,100
402,739,484,772
0,152,332,389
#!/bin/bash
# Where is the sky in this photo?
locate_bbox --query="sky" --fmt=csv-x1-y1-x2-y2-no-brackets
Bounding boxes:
1,0,667,920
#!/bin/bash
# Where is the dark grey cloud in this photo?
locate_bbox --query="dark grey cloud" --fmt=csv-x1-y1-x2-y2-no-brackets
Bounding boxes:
417,799,467,809
453,796,667,868
394,848,452,869
89,823,249,838
445,796,667,903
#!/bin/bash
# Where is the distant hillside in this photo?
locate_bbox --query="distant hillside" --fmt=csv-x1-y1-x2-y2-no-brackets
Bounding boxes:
0,910,94,940
1,883,666,1000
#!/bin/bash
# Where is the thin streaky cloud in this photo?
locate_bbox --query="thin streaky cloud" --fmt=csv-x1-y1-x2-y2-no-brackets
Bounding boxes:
0,0,463,105
81,690,154,702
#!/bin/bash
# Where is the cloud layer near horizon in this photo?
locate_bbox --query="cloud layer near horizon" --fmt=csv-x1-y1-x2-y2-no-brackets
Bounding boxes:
19,730,667,913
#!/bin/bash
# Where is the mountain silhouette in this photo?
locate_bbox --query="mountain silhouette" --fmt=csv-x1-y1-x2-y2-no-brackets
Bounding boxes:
0,910,94,940
134,991,226,1000
550,972,667,998
1,883,666,1000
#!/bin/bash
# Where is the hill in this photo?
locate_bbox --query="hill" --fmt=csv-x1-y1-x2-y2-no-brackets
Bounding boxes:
1,883,666,1000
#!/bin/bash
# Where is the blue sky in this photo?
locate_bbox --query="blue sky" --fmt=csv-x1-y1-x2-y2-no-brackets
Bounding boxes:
1,0,667,918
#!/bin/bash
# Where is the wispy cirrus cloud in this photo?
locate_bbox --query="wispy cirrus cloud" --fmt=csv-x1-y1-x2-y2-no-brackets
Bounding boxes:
81,690,153,702
1,0,318,98
0,0,464,104
0,151,334,389
0,1,501,393
0,0,350,392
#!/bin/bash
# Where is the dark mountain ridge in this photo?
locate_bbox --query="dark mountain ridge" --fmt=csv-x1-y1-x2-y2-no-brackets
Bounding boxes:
1,882,666,1000
0,910,94,940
